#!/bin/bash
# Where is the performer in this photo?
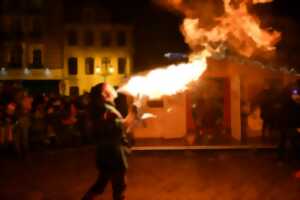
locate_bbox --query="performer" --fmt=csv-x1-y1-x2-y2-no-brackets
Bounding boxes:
82,83,137,200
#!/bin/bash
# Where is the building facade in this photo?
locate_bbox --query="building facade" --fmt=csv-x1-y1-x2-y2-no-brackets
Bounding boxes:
0,0,133,95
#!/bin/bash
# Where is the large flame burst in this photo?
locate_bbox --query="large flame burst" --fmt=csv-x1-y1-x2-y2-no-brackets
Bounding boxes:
182,0,281,57
119,56,207,99
119,0,280,99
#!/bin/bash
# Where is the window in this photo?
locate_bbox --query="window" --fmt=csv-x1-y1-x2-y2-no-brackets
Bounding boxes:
30,0,43,10
85,57,94,74
84,30,94,46
100,31,112,47
31,18,42,38
69,86,79,96
101,57,111,66
118,57,126,74
3,0,19,11
101,57,113,75
2,0,11,10
68,57,78,75
32,49,42,68
11,18,23,37
82,8,95,23
9,45,23,68
117,31,126,46
67,30,77,46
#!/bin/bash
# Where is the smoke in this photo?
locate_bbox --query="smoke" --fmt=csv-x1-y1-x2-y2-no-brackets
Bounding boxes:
154,0,224,25
154,0,281,58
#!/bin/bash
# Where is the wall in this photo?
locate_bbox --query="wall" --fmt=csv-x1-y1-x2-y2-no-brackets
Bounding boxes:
63,24,134,95
133,93,186,138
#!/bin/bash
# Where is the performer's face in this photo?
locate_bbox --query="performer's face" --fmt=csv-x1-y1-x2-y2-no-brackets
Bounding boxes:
102,83,118,103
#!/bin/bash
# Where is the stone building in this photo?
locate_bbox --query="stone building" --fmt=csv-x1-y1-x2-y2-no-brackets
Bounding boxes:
0,0,133,95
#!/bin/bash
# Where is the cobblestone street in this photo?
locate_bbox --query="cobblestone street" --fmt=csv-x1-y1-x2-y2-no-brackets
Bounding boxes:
1,148,300,200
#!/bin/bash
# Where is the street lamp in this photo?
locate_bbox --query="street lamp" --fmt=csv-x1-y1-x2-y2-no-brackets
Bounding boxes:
100,57,114,82
24,67,31,75
45,68,51,76
0,67,6,75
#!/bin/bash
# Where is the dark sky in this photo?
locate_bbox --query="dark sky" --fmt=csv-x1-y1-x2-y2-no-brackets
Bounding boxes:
103,0,189,71
69,0,300,70
98,0,300,70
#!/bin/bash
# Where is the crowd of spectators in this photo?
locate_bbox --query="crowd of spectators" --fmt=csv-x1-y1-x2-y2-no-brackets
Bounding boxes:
0,83,128,157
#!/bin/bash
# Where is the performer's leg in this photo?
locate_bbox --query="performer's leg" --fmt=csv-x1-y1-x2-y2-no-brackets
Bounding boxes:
82,171,110,200
111,170,127,200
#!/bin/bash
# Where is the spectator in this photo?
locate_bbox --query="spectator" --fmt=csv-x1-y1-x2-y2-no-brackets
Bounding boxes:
14,94,33,157
3,102,17,150
30,103,47,149
61,101,80,147
45,99,62,147
278,83,300,162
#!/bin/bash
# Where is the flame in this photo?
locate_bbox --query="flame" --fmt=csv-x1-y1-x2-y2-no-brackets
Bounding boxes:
119,56,207,99
119,0,280,99
181,0,281,57
252,0,273,4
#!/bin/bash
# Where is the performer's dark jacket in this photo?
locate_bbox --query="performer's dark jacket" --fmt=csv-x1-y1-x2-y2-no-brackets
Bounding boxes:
93,102,129,171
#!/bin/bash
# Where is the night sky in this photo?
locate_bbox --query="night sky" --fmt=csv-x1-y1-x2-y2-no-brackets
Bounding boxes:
98,0,300,71
5,0,299,71
105,0,189,71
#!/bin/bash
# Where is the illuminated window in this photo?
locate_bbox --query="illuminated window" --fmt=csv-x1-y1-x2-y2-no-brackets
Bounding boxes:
117,31,126,46
101,57,113,75
69,86,79,96
100,31,112,47
101,57,111,67
67,30,77,46
68,57,77,75
84,30,94,46
118,57,126,74
85,57,94,74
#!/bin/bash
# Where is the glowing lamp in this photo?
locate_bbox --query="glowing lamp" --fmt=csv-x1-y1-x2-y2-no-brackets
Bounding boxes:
0,67,6,75
45,68,51,76
95,67,101,74
24,67,31,75
108,66,114,74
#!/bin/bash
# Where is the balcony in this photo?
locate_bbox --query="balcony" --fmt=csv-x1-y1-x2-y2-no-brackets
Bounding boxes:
29,31,43,40
0,68,63,80
29,63,44,69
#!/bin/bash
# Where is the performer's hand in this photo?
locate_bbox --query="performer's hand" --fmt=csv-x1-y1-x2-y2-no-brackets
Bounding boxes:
130,104,139,118
124,146,132,154
123,105,139,128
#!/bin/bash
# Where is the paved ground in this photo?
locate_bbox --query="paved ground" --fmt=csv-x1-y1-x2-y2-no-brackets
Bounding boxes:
1,148,300,200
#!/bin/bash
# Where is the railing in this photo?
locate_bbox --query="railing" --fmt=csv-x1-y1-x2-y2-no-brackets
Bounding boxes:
0,68,63,80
